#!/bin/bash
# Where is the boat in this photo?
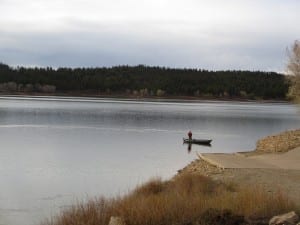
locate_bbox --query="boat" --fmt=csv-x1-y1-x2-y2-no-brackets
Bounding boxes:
183,138,212,145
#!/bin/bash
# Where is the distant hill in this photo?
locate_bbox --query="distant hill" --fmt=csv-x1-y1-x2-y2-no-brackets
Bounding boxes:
0,63,289,99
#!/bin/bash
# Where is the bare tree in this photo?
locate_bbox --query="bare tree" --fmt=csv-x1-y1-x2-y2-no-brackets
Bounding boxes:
287,40,300,100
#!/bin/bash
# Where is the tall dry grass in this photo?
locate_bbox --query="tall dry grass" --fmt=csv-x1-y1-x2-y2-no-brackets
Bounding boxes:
42,173,295,225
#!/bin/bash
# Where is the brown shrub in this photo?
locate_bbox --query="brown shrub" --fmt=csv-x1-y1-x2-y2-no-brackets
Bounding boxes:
199,208,245,225
133,177,165,196
42,174,295,225
171,173,216,195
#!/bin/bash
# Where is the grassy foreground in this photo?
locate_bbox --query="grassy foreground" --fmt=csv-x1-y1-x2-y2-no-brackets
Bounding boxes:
42,173,296,225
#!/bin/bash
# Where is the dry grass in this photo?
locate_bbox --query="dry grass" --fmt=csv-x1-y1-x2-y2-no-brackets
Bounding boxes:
42,173,296,225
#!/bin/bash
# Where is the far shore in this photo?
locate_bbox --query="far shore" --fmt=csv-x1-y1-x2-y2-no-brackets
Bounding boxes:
0,92,290,103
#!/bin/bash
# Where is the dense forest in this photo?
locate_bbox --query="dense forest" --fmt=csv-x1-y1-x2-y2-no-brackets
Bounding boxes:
0,62,289,99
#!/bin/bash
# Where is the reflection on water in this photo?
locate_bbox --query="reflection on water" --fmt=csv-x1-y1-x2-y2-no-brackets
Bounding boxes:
184,142,212,153
187,143,192,153
0,96,299,225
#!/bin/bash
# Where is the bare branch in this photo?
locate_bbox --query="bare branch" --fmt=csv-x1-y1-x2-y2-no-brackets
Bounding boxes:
287,40,300,100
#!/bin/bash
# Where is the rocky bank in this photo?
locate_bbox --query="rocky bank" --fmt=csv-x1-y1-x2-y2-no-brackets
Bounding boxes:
255,129,300,154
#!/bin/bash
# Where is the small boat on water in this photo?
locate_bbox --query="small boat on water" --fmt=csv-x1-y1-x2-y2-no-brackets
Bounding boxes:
183,138,212,145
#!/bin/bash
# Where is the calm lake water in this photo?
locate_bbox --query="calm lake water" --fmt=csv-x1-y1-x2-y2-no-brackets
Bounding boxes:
0,96,300,225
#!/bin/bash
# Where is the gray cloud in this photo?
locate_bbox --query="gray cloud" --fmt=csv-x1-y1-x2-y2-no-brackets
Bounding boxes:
0,0,299,70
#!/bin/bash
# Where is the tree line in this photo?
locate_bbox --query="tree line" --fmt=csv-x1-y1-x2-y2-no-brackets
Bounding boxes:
0,63,289,99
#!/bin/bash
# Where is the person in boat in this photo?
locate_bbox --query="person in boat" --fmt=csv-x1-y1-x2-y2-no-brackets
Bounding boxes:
188,130,192,140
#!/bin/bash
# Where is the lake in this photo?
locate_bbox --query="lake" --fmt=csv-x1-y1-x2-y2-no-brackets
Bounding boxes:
0,96,299,225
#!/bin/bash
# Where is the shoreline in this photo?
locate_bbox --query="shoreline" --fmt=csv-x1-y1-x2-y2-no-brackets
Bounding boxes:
40,129,300,225
0,93,290,104
176,129,300,206
177,159,300,206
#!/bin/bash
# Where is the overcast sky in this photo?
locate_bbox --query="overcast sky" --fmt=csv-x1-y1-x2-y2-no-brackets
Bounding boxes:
0,0,299,71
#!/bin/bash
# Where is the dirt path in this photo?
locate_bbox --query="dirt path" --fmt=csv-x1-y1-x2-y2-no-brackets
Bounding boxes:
199,147,300,169
177,158,300,206
176,131,300,206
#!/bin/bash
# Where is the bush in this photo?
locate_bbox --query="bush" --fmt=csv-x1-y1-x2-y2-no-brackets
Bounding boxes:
199,208,245,225
42,174,295,225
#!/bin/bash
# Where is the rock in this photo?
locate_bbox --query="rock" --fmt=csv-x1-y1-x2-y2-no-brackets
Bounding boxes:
269,211,299,225
108,216,126,225
256,129,300,154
